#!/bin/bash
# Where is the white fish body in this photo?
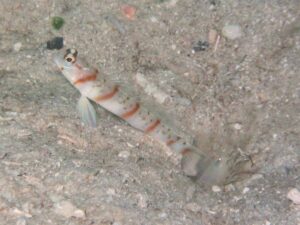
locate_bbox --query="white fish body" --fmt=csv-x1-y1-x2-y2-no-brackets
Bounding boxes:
54,48,250,185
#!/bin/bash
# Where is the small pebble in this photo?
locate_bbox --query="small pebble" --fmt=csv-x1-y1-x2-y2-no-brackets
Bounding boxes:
209,4,215,11
185,202,201,213
159,212,168,219
118,150,130,159
107,188,116,195
126,142,134,148
136,193,148,209
113,222,122,225
233,123,242,130
9,208,32,218
242,187,250,194
224,184,236,192
265,221,271,225
121,5,136,20
72,209,86,218
193,41,209,52
166,0,178,8
13,42,22,52
53,200,86,218
222,24,242,40
212,185,222,192
287,188,300,204
247,174,264,184
150,16,158,23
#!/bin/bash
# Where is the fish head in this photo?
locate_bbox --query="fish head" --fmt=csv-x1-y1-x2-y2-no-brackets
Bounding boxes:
54,48,82,83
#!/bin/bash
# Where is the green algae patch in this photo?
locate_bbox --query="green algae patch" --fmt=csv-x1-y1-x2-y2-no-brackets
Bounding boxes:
51,16,64,30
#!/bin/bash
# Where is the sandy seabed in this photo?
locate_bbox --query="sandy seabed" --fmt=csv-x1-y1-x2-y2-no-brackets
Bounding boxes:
0,0,299,224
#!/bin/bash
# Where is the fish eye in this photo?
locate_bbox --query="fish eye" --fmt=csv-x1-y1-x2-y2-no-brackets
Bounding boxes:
65,55,76,63
64,48,78,64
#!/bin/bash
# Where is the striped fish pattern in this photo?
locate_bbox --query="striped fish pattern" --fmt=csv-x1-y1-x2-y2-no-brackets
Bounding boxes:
54,48,249,185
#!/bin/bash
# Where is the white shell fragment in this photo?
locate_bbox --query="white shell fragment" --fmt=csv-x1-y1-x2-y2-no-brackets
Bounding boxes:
136,193,149,209
242,187,250,194
72,209,86,218
185,202,202,213
287,188,300,204
107,188,116,195
13,42,22,52
222,24,242,40
212,185,222,192
233,123,242,130
9,208,32,218
53,200,86,218
118,150,130,159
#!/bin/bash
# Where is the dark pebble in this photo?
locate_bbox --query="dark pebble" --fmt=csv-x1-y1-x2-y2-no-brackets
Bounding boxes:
193,41,209,52
46,37,64,50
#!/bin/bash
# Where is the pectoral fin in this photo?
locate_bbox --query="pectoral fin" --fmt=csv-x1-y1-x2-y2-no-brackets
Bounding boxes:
77,95,97,127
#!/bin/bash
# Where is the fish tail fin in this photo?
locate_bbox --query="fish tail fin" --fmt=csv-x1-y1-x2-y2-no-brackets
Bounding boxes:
181,148,253,185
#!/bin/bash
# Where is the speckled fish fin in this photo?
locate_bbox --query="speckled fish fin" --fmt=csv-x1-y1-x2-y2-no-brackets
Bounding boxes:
77,95,97,127
181,148,253,185
181,148,213,178
199,151,253,185
197,159,231,184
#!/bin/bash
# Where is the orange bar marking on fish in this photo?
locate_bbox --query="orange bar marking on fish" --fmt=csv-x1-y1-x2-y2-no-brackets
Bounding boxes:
95,85,119,102
121,103,140,119
181,148,192,155
166,137,180,146
73,70,98,85
145,119,160,133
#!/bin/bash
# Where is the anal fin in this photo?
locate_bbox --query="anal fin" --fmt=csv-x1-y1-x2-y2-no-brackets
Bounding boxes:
77,95,97,127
